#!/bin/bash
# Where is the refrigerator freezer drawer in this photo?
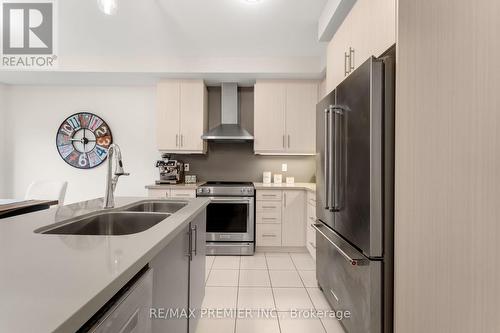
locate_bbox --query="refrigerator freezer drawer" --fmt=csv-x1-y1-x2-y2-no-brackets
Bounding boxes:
315,223,382,333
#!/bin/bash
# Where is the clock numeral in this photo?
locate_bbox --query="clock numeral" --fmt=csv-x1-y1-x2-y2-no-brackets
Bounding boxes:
58,144,74,158
88,116,103,131
88,151,101,167
78,154,88,167
95,145,108,158
95,126,108,137
79,113,91,129
67,116,81,130
96,135,111,147
59,123,74,136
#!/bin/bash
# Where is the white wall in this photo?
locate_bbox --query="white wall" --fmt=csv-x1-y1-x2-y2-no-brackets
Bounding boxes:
5,86,158,203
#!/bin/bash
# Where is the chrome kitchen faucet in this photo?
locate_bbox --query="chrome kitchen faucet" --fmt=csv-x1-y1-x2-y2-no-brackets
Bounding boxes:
103,144,130,209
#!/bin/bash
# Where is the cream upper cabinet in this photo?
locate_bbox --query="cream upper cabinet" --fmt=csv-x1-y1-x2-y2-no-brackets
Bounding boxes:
285,82,318,154
254,80,318,155
326,0,396,93
254,81,286,153
156,79,207,154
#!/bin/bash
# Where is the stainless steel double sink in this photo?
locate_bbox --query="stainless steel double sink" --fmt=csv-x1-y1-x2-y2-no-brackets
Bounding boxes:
35,200,187,236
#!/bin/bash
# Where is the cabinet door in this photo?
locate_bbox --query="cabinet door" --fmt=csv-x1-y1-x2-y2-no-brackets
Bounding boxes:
326,15,350,93
189,211,206,333
170,189,196,199
282,190,306,246
151,225,190,333
147,189,170,198
254,81,286,153
285,82,318,154
179,80,206,153
156,81,180,151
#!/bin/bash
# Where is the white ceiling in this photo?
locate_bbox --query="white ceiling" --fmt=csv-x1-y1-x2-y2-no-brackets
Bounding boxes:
0,0,329,84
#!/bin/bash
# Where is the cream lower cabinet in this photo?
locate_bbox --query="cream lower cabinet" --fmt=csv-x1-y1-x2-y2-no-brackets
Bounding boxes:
254,80,318,155
147,188,196,199
256,189,306,247
326,0,396,93
282,190,306,246
306,191,317,260
156,80,208,154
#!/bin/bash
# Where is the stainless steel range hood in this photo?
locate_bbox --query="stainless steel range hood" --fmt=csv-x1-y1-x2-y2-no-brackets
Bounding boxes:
201,83,254,141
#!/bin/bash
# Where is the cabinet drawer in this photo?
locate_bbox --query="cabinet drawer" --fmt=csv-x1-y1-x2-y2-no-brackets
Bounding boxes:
316,224,382,333
256,211,281,224
256,200,281,213
256,224,282,247
307,204,316,224
307,223,316,248
170,189,196,198
148,189,170,198
256,190,282,201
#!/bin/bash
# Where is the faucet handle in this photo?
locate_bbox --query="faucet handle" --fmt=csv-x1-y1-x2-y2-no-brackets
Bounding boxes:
115,172,130,176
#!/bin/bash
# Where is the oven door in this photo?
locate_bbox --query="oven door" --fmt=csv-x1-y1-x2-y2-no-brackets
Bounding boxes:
205,197,254,242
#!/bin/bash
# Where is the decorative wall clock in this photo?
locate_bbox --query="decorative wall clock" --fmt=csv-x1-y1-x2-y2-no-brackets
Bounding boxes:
56,112,113,169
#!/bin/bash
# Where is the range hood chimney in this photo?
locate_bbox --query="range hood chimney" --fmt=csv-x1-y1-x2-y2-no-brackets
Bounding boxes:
201,83,254,142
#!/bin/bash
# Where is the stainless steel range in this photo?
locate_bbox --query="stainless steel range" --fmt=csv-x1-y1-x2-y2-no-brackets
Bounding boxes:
196,181,255,255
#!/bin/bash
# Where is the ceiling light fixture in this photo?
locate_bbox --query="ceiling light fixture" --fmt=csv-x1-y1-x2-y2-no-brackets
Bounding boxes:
97,0,118,15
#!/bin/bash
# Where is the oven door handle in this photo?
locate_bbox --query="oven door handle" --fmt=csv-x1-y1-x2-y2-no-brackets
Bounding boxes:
207,197,253,203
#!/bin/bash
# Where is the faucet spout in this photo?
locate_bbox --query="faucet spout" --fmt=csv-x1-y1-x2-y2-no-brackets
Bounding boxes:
103,144,130,209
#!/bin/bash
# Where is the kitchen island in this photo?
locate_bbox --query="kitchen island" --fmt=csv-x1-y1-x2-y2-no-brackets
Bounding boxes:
0,197,209,333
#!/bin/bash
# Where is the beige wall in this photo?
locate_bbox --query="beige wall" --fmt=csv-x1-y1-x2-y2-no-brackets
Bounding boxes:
395,1,500,331
0,84,8,196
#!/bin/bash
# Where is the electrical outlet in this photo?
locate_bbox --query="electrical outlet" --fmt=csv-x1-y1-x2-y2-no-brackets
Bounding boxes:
184,163,190,172
281,163,287,172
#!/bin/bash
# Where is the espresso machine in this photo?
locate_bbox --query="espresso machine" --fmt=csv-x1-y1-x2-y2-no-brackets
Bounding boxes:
155,154,185,184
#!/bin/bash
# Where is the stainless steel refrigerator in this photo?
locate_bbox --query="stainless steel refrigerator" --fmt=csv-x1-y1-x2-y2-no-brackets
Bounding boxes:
315,46,395,333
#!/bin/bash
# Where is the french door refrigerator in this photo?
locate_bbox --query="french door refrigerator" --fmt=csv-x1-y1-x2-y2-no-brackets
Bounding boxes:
315,47,395,333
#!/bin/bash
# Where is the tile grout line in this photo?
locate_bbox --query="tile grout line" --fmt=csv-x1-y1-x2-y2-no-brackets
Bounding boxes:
233,256,241,333
266,252,283,333
291,255,329,333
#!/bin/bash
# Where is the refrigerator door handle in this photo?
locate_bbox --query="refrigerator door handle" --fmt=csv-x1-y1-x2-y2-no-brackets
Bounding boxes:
324,108,330,210
333,107,344,211
328,105,335,211
312,223,367,266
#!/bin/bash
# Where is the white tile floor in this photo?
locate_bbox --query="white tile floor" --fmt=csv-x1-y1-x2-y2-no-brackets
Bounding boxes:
197,252,345,333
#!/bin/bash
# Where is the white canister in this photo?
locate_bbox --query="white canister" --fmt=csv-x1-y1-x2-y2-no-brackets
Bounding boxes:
273,174,283,184
263,171,272,184
286,177,295,185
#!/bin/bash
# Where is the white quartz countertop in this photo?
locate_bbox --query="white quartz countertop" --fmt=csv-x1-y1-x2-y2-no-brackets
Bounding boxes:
0,196,209,333
253,182,316,192
145,182,205,189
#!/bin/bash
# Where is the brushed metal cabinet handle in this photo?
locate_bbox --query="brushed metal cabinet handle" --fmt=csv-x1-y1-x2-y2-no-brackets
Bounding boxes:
349,47,355,72
288,134,291,148
180,134,183,147
344,52,350,76
282,135,286,148
191,224,197,256
262,234,277,237
176,134,179,147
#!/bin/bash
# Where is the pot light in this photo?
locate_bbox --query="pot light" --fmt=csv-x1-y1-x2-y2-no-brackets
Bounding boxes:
97,0,118,15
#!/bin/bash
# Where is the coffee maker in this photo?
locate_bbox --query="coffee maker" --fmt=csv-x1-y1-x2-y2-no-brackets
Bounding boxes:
155,154,185,184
